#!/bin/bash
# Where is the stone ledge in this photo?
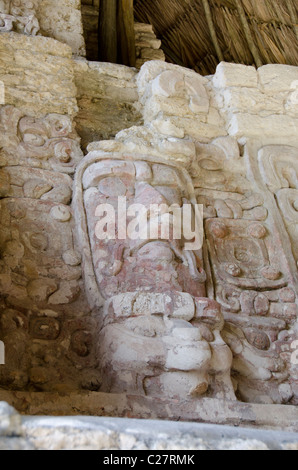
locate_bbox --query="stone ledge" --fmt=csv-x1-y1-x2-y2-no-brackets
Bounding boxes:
1,391,298,433
0,32,73,58
0,401,298,450
227,113,298,143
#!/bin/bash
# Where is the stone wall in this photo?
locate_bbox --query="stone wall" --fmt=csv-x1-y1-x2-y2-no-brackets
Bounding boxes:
71,60,298,407
73,59,142,150
0,0,85,56
134,23,165,69
0,33,78,117
0,32,98,394
0,17,298,421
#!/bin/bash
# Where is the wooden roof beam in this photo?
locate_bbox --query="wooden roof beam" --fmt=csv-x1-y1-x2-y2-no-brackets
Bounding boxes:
234,0,263,68
201,0,224,62
98,0,136,67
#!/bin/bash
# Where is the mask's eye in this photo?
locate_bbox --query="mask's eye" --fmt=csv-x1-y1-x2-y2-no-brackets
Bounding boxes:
198,157,222,171
23,133,45,147
98,176,128,197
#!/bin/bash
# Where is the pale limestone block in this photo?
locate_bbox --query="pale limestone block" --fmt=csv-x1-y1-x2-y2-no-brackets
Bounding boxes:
0,31,72,57
258,64,298,93
88,61,137,81
227,113,298,141
109,293,138,318
0,402,22,437
164,336,210,371
170,116,227,141
151,118,185,138
135,36,161,50
207,106,225,127
137,61,208,100
213,62,258,89
172,293,195,321
35,0,86,56
146,69,209,119
285,80,298,116
158,138,196,160
0,33,78,117
133,293,171,316
222,87,285,115
73,59,141,148
134,23,154,34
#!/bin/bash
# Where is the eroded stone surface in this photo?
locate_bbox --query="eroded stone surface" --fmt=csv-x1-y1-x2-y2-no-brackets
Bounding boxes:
74,151,235,401
0,401,298,450
0,0,40,36
135,23,165,69
74,59,142,150
0,33,78,117
0,39,297,419
0,0,85,55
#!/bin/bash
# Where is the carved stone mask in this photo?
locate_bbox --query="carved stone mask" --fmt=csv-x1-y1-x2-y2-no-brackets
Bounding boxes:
78,156,206,302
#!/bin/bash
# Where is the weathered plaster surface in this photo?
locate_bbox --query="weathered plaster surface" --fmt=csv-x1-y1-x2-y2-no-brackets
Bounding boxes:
0,14,298,432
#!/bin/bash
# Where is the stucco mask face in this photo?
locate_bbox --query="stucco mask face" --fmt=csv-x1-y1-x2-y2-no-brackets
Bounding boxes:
77,155,235,400
82,158,206,300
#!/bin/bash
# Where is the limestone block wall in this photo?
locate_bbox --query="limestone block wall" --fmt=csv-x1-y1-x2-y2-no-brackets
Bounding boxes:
134,23,165,69
73,58,142,150
213,63,298,143
0,23,297,414
0,33,78,117
0,32,99,394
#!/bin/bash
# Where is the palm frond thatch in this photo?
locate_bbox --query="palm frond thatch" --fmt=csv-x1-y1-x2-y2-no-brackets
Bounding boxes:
82,0,298,75
134,0,298,74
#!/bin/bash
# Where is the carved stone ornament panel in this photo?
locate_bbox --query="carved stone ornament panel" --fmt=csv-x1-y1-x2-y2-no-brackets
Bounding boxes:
74,151,236,401
206,218,285,290
258,145,298,264
0,106,83,174
0,0,39,35
192,137,298,405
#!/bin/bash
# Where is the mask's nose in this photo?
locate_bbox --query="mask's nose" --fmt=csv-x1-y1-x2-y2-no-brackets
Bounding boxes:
134,182,169,208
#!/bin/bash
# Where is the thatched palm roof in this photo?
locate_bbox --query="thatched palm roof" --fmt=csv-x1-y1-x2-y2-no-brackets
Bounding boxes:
82,0,298,75
134,0,298,74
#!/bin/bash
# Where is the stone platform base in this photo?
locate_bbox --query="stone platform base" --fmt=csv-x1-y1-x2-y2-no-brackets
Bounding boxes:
0,391,298,433
0,401,298,450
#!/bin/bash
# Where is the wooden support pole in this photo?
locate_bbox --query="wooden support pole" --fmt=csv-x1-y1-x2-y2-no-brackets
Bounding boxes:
234,0,263,68
98,0,118,63
201,0,224,62
117,0,136,67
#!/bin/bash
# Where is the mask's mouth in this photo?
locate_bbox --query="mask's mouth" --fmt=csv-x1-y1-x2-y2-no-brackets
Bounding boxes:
129,239,206,283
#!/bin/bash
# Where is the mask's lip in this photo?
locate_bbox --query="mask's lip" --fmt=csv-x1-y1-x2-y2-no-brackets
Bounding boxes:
129,239,181,258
